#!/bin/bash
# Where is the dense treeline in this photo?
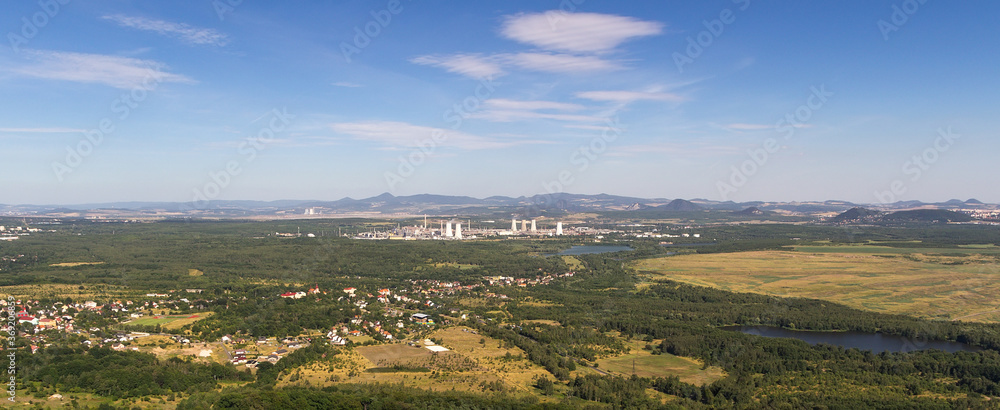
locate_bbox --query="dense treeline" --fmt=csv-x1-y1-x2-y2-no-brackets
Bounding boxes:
254,340,340,386
184,294,359,340
20,346,253,399
8,219,1000,407
504,267,1000,407
178,384,586,409
0,223,572,288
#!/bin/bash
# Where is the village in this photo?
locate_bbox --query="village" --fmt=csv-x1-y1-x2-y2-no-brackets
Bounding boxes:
2,267,578,371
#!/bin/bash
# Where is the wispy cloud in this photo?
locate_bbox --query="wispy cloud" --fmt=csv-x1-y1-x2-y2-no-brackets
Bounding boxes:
485,99,584,112
500,12,663,54
470,98,600,123
413,12,663,79
576,90,683,103
102,15,229,46
469,110,603,123
410,54,504,79
332,82,363,88
506,52,622,74
11,50,194,89
330,121,536,150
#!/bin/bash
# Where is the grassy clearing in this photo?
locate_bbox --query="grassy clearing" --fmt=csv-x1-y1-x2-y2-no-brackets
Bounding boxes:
523,319,562,326
188,269,204,276
596,350,725,386
791,244,1000,255
635,250,1000,321
430,262,481,270
49,261,105,267
431,326,552,393
562,255,584,270
125,312,212,329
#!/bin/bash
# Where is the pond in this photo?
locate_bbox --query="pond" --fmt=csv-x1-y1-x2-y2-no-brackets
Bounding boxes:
550,245,634,256
723,325,982,353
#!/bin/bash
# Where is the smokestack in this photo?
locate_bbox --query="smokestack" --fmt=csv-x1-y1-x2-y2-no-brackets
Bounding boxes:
456,223,462,239
446,221,453,237
556,222,563,235
531,220,536,232
511,218,517,232
522,220,528,232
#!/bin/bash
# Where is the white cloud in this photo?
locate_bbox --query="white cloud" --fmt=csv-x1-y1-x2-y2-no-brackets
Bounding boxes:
501,12,662,54
332,82,363,88
576,90,683,103
410,54,504,79
470,99,601,123
12,50,194,89
330,121,530,150
505,52,622,74
484,99,584,112
102,15,229,46
469,110,602,123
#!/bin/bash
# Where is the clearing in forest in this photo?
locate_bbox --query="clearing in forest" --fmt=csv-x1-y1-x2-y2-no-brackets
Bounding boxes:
635,249,1000,321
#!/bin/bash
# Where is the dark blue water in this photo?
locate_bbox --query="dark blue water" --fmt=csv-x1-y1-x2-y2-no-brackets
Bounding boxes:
553,245,634,256
724,326,982,353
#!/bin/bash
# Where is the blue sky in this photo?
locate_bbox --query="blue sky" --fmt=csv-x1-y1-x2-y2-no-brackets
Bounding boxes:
2,1,999,205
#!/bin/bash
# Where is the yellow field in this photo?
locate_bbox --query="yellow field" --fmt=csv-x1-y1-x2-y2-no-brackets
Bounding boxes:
49,261,105,267
562,255,583,270
278,330,550,399
596,350,725,386
635,250,1000,321
188,269,204,276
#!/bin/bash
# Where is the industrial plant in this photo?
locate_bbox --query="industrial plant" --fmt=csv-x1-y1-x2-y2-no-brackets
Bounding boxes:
352,218,576,240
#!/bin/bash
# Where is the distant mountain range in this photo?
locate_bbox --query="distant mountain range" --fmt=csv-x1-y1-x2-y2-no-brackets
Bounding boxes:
0,194,995,219
830,207,976,224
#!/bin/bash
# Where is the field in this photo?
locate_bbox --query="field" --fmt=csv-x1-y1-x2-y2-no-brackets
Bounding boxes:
284,329,552,397
596,350,725,386
49,261,105,267
791,244,1000,255
126,312,212,329
635,248,1000,321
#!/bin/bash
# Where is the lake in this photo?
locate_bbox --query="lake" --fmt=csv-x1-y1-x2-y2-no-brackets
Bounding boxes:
724,325,982,353
551,245,634,256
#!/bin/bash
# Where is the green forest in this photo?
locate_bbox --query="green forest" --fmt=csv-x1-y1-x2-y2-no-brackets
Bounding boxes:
2,219,1000,408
